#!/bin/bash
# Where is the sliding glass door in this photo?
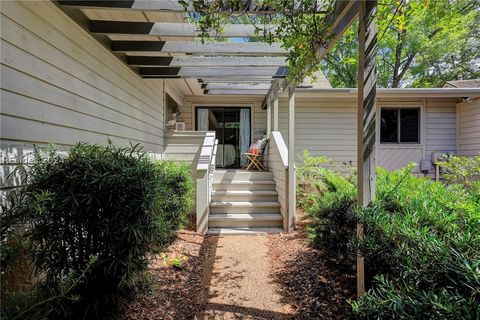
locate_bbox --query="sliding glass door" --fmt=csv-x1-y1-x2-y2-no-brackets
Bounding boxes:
196,107,251,168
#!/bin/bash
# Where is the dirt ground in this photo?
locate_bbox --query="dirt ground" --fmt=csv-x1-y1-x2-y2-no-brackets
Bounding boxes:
121,222,354,320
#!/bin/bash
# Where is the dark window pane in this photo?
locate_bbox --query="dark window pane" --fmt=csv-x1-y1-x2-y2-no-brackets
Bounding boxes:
400,109,419,142
381,109,398,143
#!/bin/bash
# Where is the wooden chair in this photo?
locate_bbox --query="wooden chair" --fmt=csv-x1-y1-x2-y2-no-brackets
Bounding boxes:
242,139,268,171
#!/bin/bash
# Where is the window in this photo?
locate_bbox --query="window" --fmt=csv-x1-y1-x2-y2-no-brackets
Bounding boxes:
380,108,420,143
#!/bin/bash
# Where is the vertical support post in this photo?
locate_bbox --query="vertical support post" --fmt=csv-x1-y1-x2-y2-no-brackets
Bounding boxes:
357,0,377,298
267,98,272,136
287,84,296,231
196,169,209,234
273,97,279,131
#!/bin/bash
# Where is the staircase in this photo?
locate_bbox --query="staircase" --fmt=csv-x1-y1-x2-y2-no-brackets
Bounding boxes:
208,170,284,235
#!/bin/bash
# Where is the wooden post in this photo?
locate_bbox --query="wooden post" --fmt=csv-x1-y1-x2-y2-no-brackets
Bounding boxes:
273,97,279,131
357,0,377,298
287,84,296,231
267,98,272,136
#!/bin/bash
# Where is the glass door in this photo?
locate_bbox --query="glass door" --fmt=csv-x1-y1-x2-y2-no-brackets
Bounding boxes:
196,107,251,168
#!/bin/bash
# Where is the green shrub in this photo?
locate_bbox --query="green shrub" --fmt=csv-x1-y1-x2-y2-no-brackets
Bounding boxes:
438,154,480,198
306,169,357,266
304,157,480,319
353,166,480,319
1,143,192,319
297,150,355,209
151,161,192,245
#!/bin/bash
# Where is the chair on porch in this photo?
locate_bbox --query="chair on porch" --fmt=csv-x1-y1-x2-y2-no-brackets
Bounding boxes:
241,138,268,171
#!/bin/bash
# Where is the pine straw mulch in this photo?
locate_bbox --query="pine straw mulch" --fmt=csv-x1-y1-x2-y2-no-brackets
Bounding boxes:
120,230,216,320
266,216,356,319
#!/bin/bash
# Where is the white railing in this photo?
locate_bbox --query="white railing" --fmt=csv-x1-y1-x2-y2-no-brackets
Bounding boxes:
195,132,216,233
266,131,293,231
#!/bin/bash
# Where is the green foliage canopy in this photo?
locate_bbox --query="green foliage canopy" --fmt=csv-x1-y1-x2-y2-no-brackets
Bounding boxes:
322,0,480,87
181,0,479,87
180,0,335,83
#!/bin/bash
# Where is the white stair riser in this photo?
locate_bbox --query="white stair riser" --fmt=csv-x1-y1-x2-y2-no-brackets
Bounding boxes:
213,184,275,191
210,206,280,214
207,227,284,235
165,138,204,144
213,171,273,182
211,194,278,202
163,153,196,161
164,145,200,153
209,219,283,228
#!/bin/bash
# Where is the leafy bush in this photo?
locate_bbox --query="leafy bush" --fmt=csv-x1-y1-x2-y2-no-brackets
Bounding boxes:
306,171,356,257
303,157,480,319
1,143,192,319
353,166,480,319
152,161,192,245
438,154,480,198
297,150,355,209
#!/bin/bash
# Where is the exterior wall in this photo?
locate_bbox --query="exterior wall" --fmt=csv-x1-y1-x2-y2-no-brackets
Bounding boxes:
277,95,460,173
456,98,480,156
177,95,267,142
1,1,167,189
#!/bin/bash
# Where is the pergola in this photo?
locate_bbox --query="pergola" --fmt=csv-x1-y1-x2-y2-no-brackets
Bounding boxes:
55,0,378,296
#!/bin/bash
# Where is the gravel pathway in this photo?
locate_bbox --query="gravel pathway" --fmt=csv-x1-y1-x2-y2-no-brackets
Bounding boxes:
197,235,294,319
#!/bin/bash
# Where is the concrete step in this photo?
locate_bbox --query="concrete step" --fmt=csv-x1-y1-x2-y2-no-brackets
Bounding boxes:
165,138,204,145
210,201,280,214
163,144,200,154
209,213,283,228
213,180,276,191
207,227,284,235
163,153,196,161
211,190,278,202
214,170,273,182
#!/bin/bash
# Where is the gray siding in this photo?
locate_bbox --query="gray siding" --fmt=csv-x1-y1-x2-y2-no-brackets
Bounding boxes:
277,95,460,173
457,99,480,156
1,1,166,189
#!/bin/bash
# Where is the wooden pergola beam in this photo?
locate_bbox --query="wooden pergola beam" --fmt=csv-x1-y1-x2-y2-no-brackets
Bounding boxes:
127,56,286,67
357,0,378,298
58,0,328,14
91,21,277,38
138,66,287,77
205,83,271,90
112,41,287,55
206,89,268,95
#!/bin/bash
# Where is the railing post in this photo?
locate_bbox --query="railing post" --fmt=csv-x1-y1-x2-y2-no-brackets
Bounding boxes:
273,97,279,131
287,84,296,231
267,99,272,136
196,168,209,234
195,132,216,234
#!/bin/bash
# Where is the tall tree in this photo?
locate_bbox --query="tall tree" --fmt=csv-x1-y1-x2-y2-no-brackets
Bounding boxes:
322,0,480,88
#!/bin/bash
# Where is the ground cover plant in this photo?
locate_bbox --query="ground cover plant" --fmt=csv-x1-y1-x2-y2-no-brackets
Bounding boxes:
299,154,480,319
0,143,192,319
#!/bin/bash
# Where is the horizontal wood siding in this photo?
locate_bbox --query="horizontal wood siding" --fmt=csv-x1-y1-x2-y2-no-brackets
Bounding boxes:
425,97,458,157
278,95,460,173
1,1,167,189
278,97,358,164
457,99,480,156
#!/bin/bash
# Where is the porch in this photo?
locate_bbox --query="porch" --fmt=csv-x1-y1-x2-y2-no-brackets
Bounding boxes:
164,130,291,234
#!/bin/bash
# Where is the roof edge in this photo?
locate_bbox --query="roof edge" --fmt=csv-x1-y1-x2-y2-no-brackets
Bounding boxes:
295,87,480,98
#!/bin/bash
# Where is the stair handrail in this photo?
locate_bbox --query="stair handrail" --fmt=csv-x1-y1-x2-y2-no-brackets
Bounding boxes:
196,131,216,233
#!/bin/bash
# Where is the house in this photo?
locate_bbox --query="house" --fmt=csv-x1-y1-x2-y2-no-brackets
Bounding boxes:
1,1,480,234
